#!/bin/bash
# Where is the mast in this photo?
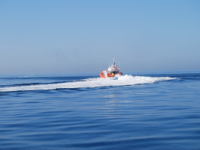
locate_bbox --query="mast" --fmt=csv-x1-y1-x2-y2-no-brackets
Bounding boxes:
113,58,115,66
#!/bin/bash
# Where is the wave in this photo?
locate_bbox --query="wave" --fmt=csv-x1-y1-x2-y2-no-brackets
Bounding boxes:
0,75,175,92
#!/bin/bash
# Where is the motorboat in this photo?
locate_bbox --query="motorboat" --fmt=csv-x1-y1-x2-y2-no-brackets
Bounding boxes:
100,59,123,78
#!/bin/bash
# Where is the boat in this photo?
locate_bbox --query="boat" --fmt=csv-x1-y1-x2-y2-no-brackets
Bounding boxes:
100,59,123,78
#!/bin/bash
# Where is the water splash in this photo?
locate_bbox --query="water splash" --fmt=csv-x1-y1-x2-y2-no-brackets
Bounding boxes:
0,75,175,92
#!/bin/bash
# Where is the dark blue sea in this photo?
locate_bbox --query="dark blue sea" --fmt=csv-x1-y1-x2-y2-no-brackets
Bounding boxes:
0,72,200,150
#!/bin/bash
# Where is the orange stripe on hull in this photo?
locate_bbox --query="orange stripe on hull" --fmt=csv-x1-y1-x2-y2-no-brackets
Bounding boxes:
100,71,106,78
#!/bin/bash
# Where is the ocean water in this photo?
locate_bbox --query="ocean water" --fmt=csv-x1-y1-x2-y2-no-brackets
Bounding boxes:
0,72,200,150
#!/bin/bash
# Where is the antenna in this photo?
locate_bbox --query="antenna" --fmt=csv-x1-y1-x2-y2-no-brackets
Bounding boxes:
113,57,115,65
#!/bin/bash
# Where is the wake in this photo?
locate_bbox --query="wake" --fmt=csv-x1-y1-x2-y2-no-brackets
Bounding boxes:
0,75,175,92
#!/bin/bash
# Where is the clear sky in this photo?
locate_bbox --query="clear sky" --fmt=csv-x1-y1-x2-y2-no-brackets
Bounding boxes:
0,0,200,75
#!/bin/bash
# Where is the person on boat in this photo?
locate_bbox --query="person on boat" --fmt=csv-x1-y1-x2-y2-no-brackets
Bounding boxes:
112,72,115,77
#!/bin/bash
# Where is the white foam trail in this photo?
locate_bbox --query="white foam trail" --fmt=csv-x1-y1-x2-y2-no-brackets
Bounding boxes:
0,75,175,92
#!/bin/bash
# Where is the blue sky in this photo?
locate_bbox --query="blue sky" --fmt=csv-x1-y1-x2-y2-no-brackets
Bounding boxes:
0,0,200,75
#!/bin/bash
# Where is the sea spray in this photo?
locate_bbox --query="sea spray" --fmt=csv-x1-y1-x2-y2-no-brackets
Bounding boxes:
0,75,175,92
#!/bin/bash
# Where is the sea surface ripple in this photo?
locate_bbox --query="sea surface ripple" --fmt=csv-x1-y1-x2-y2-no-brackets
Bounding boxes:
0,73,200,150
